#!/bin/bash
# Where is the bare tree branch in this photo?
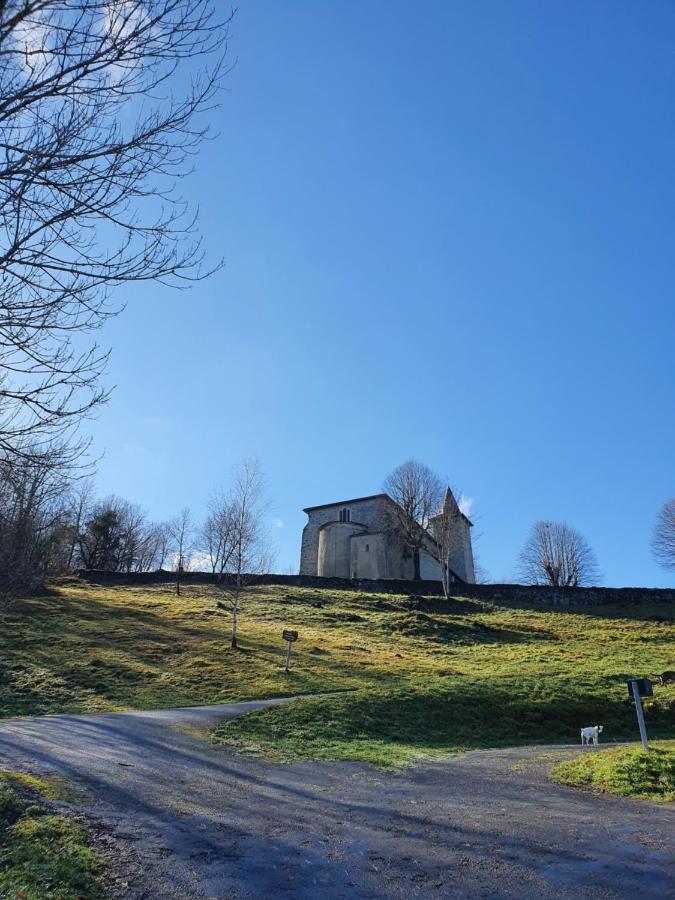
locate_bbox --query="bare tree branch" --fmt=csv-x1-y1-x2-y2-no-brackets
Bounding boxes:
383,458,443,581
213,458,273,649
517,520,601,587
169,505,192,594
427,487,476,593
0,1,232,459
0,444,75,602
652,498,675,571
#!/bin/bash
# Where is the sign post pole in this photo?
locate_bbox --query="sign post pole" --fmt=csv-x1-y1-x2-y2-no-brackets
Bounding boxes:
629,680,649,751
282,629,298,672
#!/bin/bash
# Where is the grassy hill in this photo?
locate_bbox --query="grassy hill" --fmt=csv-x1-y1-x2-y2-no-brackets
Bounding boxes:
0,578,673,764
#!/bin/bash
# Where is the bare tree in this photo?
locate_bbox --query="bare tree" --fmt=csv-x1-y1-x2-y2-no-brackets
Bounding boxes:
0,447,73,600
116,501,151,572
215,459,273,649
517,520,601,587
64,478,95,571
132,523,158,572
169,506,193,595
201,488,236,578
68,493,167,572
138,520,170,572
427,488,470,596
652,498,675,571
141,520,172,571
472,553,491,585
0,1,231,460
383,459,443,580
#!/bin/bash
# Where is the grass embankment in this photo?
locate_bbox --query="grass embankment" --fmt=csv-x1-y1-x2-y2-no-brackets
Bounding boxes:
552,741,675,802
0,578,673,765
0,771,104,899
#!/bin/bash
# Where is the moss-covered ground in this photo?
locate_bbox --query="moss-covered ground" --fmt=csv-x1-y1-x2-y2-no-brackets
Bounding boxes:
0,578,672,765
0,770,104,899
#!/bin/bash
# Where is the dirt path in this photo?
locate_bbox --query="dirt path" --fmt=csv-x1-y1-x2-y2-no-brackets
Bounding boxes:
0,702,672,898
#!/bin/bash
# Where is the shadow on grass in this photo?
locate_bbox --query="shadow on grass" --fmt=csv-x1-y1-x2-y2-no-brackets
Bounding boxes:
0,588,252,715
382,611,557,644
217,679,675,762
1,582,673,724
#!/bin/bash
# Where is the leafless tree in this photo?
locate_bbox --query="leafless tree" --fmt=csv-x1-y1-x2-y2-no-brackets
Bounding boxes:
201,488,236,578
0,1,231,460
152,521,172,571
383,459,444,580
131,520,169,572
169,506,193,595
215,459,273,649
652,498,675,571
424,486,482,592
116,501,152,572
0,447,73,600
64,478,95,571
66,492,167,572
517,520,601,587
427,488,466,596
132,523,158,572
472,553,491,584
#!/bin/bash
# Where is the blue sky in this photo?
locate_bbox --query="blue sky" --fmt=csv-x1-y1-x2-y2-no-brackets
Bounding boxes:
88,0,674,586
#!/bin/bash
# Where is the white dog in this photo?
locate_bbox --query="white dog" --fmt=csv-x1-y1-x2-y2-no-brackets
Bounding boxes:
580,725,604,746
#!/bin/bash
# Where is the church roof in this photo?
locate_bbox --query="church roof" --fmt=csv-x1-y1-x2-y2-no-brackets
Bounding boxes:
303,493,392,513
305,488,472,525
442,486,460,514
432,486,473,526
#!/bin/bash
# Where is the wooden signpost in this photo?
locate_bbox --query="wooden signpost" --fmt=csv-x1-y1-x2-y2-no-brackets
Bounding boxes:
283,629,298,672
627,678,652,751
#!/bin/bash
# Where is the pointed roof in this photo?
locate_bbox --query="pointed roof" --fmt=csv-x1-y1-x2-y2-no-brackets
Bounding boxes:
442,486,460,515
432,486,473,525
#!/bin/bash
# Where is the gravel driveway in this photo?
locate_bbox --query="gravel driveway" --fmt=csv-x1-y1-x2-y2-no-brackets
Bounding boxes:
0,700,672,899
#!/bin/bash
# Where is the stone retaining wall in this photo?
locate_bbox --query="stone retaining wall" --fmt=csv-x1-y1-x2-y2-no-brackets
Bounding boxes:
78,570,674,606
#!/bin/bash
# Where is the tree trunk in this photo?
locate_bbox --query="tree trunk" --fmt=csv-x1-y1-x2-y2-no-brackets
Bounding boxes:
231,597,238,648
441,562,450,598
413,548,421,581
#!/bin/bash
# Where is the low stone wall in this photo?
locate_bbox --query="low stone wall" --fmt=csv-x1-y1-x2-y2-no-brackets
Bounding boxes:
454,583,674,607
78,570,674,607
78,569,445,594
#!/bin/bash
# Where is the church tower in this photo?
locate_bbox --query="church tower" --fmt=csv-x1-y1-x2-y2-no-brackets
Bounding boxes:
429,487,475,584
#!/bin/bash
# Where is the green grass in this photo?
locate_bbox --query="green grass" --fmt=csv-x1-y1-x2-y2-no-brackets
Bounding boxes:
551,741,675,802
211,678,675,767
0,771,104,899
0,770,64,800
0,578,673,765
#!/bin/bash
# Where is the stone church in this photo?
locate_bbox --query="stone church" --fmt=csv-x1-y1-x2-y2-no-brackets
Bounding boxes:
300,489,475,583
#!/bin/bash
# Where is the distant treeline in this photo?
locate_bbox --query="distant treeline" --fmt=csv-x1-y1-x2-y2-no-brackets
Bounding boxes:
0,453,269,604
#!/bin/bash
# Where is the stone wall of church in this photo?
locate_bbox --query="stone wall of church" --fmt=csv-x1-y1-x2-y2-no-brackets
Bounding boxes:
449,518,475,583
419,549,443,581
351,532,388,579
300,496,395,576
318,522,366,578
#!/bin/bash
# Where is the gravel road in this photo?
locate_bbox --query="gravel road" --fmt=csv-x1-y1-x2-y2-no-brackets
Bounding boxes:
0,700,672,899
